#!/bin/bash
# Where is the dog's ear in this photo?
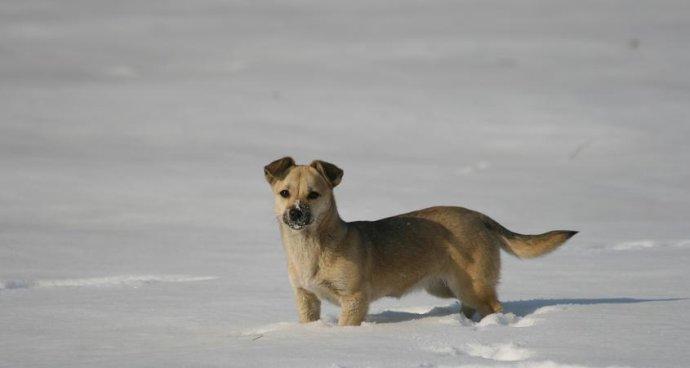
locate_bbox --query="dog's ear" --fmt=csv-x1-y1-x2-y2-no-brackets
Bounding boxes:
264,156,295,185
310,160,343,188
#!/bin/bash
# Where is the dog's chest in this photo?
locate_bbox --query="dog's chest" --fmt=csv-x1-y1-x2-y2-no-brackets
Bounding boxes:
297,268,333,298
284,240,341,303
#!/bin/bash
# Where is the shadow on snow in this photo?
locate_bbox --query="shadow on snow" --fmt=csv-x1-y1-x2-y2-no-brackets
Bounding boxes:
366,297,684,324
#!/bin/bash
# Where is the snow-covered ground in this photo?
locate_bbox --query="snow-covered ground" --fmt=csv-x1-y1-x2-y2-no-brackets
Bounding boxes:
1,0,689,367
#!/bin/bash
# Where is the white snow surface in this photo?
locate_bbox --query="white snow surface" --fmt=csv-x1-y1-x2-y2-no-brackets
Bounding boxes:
1,0,689,367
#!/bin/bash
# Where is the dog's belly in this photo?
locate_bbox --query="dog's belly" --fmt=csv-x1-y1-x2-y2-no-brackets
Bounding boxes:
381,275,437,299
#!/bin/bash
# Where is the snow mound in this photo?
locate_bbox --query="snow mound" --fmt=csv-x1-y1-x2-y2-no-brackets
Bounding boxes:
477,313,529,327
464,342,534,361
365,302,563,328
0,275,217,290
610,239,690,251
473,312,550,328
447,361,632,368
428,342,533,362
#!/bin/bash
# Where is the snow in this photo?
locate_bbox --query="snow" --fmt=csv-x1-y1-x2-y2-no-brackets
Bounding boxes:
462,343,534,362
1,0,689,367
0,275,218,290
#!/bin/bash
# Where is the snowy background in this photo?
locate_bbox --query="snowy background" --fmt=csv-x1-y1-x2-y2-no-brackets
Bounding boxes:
1,0,689,367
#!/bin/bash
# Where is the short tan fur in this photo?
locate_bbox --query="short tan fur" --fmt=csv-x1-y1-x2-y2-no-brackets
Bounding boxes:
264,157,577,326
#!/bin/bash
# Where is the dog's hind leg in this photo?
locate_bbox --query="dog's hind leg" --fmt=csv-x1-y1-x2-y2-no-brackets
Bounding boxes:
446,272,502,319
460,304,476,319
426,278,477,318
469,281,503,317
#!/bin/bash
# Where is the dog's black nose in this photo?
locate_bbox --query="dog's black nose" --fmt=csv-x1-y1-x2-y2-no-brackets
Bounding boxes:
288,208,303,221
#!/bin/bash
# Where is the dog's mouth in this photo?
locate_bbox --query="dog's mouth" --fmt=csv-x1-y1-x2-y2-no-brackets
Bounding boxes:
283,217,312,230
282,207,313,230
285,222,309,230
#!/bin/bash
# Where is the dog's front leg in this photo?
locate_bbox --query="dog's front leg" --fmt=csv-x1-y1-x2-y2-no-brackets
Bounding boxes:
338,292,368,326
294,287,321,323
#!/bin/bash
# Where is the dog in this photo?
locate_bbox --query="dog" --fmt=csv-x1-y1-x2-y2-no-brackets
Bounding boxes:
264,157,576,326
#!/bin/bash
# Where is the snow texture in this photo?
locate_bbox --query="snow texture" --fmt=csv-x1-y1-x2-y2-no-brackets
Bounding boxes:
1,0,689,367
1,275,217,290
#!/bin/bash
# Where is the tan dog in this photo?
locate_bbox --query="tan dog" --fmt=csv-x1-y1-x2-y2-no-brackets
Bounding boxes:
264,157,577,326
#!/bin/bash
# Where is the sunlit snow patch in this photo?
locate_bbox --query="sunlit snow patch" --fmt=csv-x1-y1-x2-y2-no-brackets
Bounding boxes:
446,360,633,368
0,275,217,290
610,239,690,251
464,342,533,361
428,342,533,362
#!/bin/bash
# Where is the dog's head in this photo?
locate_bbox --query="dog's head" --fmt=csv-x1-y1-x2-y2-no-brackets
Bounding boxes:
264,157,343,231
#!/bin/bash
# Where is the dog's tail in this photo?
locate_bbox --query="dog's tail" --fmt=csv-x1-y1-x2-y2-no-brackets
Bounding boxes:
481,215,577,259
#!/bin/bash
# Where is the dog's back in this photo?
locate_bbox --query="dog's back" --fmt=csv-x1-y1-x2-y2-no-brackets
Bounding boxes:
349,206,576,315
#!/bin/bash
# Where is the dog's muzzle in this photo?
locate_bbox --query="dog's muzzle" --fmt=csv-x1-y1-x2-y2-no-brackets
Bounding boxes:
283,205,312,230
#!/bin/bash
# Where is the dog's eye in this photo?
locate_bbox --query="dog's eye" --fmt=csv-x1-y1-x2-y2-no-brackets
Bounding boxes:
279,190,290,198
307,191,320,200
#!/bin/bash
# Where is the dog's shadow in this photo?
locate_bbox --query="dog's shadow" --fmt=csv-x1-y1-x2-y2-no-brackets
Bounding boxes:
366,297,683,324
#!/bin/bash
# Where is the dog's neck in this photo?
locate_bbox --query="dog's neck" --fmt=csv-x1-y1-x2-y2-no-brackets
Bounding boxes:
315,198,348,245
